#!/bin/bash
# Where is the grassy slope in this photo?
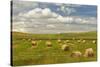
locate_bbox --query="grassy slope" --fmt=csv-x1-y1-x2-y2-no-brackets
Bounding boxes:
12,31,97,66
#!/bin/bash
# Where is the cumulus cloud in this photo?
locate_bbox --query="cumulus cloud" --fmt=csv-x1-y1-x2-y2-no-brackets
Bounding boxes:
18,8,59,19
14,7,97,25
57,16,74,23
46,24,56,28
12,1,97,33
74,17,97,25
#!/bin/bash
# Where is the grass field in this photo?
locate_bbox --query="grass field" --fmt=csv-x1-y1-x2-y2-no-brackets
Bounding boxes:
12,31,97,66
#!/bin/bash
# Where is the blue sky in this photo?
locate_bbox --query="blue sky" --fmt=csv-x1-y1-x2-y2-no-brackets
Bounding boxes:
12,1,97,34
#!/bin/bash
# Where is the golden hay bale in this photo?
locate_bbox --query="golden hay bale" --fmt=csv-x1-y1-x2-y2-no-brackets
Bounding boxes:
31,40,37,46
70,51,82,58
77,40,81,43
82,40,86,43
92,40,96,44
66,40,69,42
39,40,42,42
46,41,52,47
84,48,94,57
57,39,61,43
63,40,70,44
61,44,70,51
64,40,70,44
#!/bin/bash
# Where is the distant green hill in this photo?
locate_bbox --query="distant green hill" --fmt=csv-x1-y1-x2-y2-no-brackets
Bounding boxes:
12,31,97,40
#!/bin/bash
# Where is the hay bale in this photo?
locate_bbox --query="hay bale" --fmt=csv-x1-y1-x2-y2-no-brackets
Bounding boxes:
46,41,52,47
66,40,69,42
70,51,82,58
82,40,86,43
31,40,37,46
57,39,61,43
63,40,69,44
77,40,81,43
39,40,42,42
92,40,96,44
61,44,70,51
84,48,94,57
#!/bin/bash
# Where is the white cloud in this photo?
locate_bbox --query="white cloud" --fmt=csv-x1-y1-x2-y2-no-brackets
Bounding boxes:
74,17,97,24
13,8,97,24
42,8,51,17
58,4,76,15
57,16,74,23
13,1,39,15
12,1,97,33
18,8,59,19
12,7,97,33
24,8,43,18
46,24,56,28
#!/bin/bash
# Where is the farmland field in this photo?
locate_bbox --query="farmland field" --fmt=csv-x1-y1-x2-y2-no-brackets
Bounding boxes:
11,31,97,66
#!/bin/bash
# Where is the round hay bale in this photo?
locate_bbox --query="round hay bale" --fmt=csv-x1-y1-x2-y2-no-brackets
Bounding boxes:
70,51,82,58
92,40,96,44
66,40,69,42
31,40,37,46
84,48,94,57
82,40,86,43
46,41,52,47
61,44,70,51
39,40,42,42
77,40,81,43
57,39,61,43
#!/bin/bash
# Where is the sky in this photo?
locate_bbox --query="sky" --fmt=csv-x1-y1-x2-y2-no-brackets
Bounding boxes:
12,0,97,34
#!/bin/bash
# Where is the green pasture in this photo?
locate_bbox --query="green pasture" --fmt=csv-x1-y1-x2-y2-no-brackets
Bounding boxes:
12,31,97,66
